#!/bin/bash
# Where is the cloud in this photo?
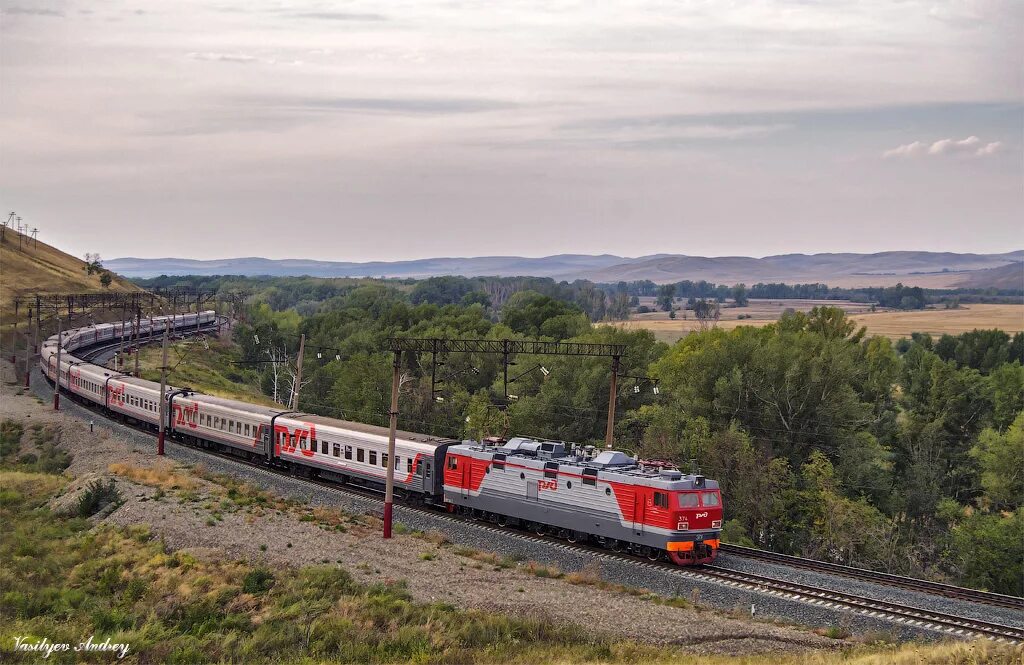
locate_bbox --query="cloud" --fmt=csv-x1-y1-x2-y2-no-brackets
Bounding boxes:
2,6,63,16
283,12,387,21
928,135,979,154
883,136,1003,158
975,141,1003,156
187,52,259,64
255,96,517,115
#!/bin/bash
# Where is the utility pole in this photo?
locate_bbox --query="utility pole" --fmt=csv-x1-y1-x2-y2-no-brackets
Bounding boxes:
383,350,401,538
604,355,620,448
53,318,62,410
24,308,32,388
290,334,305,410
157,328,169,456
116,305,127,371
134,306,142,376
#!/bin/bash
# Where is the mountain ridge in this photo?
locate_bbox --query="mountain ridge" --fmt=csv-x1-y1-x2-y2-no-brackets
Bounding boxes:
106,250,1024,289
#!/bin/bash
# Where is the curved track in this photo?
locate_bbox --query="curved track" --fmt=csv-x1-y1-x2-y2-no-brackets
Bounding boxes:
720,544,1024,612
39,334,1024,645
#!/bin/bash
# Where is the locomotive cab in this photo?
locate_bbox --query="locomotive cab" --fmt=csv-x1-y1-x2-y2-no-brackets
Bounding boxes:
668,489,723,565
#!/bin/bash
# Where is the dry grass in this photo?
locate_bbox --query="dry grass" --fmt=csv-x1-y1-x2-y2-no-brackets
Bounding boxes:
0,231,140,327
109,461,198,491
614,303,1024,342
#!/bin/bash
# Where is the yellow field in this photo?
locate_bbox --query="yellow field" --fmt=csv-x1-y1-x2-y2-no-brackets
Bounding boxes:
613,303,1024,343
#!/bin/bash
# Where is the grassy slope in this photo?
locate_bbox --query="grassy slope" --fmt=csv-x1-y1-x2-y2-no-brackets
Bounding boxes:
1,418,1021,663
0,230,140,327
135,338,283,407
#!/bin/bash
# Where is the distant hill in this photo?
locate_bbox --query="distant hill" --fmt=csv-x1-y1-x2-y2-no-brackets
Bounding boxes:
584,251,1024,288
1,229,140,326
105,254,658,280
108,250,1024,289
952,261,1024,290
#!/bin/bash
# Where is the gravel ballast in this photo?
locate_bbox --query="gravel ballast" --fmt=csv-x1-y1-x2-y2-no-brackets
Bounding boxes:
15,361,1019,646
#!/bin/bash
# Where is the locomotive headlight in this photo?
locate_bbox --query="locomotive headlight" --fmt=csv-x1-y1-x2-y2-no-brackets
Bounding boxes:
712,520,722,529
677,521,688,531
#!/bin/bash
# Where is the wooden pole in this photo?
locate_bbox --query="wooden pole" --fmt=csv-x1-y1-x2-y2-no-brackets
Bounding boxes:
383,350,401,538
604,355,620,448
290,334,305,411
157,327,169,455
23,308,32,388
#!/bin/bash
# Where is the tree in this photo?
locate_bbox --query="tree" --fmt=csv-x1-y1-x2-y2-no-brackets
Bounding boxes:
656,284,676,312
82,252,103,275
731,283,749,307
970,412,1024,510
692,299,719,331
99,271,113,288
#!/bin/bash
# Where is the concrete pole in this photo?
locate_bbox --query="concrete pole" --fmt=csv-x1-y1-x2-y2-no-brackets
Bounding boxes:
604,355,620,448
134,307,142,376
23,308,32,388
53,318,62,410
290,334,305,411
116,305,127,371
157,328,169,455
383,350,401,538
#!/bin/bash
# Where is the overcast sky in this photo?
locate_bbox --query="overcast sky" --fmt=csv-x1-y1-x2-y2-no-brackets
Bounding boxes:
1,0,1021,262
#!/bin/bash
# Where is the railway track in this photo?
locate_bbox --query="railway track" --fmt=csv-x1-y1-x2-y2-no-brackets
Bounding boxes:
39,336,1024,646
720,543,1024,612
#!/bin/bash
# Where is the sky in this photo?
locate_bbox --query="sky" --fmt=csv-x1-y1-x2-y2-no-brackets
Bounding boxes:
1,0,1021,262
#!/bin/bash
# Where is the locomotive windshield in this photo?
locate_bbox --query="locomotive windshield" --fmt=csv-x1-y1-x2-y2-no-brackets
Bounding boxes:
678,492,699,507
701,491,720,506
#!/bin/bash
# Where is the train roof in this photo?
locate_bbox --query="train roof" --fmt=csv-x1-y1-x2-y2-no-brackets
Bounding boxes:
183,392,286,417
283,413,458,445
451,437,719,490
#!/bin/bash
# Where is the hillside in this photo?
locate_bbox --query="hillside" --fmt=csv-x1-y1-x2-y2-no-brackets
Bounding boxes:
952,261,1024,290
107,250,1024,289
0,228,140,327
584,251,1024,288
106,254,651,280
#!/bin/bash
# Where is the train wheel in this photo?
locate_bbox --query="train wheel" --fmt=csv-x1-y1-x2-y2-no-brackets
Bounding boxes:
608,539,624,553
645,548,661,561
533,523,546,536
496,515,507,527
566,531,578,543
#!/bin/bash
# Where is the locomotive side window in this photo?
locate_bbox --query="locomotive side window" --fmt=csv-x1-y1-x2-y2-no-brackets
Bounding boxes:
492,453,506,470
447,456,458,470
544,462,558,479
678,493,699,508
701,491,720,507
654,491,669,509
582,469,598,486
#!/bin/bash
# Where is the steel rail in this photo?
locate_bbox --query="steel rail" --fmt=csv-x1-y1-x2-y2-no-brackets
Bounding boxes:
39,329,1024,646
719,543,1024,611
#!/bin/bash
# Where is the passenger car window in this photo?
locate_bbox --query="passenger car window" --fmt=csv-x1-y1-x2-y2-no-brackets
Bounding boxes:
678,493,700,508
701,491,720,507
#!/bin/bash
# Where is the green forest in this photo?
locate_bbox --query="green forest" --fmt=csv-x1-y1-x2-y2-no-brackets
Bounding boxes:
145,275,1023,595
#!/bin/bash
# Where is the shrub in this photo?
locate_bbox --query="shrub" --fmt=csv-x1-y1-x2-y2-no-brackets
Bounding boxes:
242,568,275,595
77,479,123,517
